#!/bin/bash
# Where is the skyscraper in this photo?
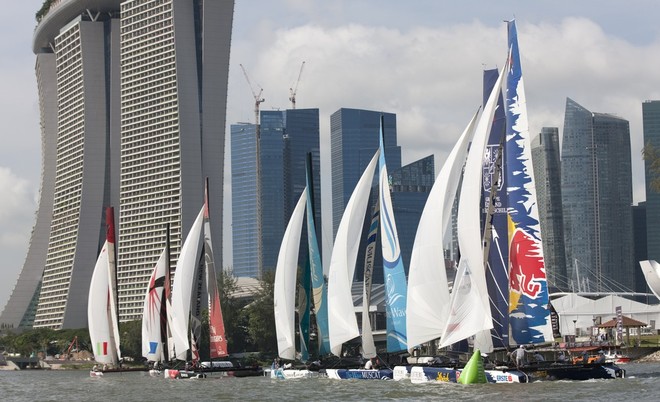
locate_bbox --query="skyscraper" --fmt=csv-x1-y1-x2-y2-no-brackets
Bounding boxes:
531,127,567,290
390,155,435,274
561,98,634,292
643,100,660,262
1,0,234,329
330,109,401,238
231,109,320,278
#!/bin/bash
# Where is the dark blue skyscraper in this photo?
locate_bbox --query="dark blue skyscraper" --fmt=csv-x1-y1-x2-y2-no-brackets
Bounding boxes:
330,109,401,238
531,127,567,290
643,100,660,262
561,98,634,292
231,109,320,278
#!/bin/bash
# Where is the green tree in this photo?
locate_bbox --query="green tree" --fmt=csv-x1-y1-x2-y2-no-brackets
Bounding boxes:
643,142,660,192
245,271,276,354
119,320,142,360
220,267,250,353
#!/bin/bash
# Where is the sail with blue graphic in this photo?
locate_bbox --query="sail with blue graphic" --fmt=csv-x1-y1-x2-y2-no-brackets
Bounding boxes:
305,153,331,356
481,68,510,349
504,19,553,345
378,116,408,352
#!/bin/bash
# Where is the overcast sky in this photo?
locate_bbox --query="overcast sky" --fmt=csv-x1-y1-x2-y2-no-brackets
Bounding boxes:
1,0,658,311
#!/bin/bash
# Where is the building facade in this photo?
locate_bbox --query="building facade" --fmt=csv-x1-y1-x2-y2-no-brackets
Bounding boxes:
231,109,321,278
531,127,568,291
561,98,634,293
330,108,401,238
1,0,234,329
643,100,660,262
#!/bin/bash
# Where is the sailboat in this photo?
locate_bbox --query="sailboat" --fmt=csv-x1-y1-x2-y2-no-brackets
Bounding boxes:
141,226,172,376
326,117,407,380
164,181,254,379
87,207,123,377
272,155,330,379
403,62,528,384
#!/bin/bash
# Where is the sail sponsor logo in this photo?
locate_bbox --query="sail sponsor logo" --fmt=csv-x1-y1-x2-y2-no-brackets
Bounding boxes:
148,341,158,354
482,145,503,193
435,371,452,382
385,274,404,307
509,227,544,299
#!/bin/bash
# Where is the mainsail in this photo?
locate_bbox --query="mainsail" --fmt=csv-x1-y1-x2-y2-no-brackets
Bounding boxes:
170,207,204,361
406,108,480,349
361,202,379,358
440,62,507,351
328,150,380,356
141,227,171,363
204,183,228,358
481,68,510,349
306,153,330,356
504,19,553,345
88,207,122,365
274,190,308,360
378,118,408,352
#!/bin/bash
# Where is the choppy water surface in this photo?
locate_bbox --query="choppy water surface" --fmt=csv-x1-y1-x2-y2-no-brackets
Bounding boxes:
2,363,660,401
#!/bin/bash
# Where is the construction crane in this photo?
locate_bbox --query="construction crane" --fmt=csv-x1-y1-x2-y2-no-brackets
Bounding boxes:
289,61,305,109
238,64,264,277
239,64,265,125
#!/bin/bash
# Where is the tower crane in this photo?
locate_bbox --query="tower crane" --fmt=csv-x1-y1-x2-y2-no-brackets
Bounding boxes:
289,61,305,109
239,64,265,125
238,64,264,277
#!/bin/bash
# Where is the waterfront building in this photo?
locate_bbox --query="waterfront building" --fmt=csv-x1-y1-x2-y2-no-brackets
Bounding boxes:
531,127,568,291
632,202,649,297
561,98,634,292
231,109,320,278
1,0,234,329
643,100,660,262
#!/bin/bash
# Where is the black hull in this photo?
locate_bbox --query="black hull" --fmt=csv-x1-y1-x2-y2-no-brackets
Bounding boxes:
522,362,625,381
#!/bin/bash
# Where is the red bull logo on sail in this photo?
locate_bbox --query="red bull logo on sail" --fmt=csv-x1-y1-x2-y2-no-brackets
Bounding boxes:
509,227,544,301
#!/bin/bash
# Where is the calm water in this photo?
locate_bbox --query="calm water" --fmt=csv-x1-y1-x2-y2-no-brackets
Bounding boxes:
2,363,660,401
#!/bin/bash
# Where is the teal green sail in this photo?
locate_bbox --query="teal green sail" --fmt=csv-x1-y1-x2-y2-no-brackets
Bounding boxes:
458,349,488,384
306,153,330,356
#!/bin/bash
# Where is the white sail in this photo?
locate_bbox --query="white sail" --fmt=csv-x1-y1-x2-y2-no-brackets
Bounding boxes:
170,207,205,361
274,189,308,360
141,245,169,362
88,208,121,365
440,63,507,350
328,150,380,356
639,260,660,301
406,108,480,349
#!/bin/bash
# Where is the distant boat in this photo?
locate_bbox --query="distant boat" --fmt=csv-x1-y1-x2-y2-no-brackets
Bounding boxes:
88,207,122,377
165,180,232,379
141,225,172,375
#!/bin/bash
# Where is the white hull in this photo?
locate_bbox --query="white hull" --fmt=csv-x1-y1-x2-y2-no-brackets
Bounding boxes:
270,368,324,379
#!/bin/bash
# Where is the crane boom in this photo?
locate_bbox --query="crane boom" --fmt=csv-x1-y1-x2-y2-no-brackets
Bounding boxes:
239,64,265,124
289,61,305,109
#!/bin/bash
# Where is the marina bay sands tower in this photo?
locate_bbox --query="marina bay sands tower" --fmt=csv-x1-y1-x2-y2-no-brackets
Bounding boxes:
0,0,234,329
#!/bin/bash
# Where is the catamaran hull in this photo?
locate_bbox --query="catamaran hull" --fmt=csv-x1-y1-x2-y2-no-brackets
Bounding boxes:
408,366,527,384
393,365,411,380
325,368,393,380
522,363,625,381
270,368,325,379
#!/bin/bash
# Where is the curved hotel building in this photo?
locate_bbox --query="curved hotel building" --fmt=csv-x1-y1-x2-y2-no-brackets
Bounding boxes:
0,0,234,329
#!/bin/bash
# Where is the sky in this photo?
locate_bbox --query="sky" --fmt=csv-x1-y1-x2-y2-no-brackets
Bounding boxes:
1,0,659,311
